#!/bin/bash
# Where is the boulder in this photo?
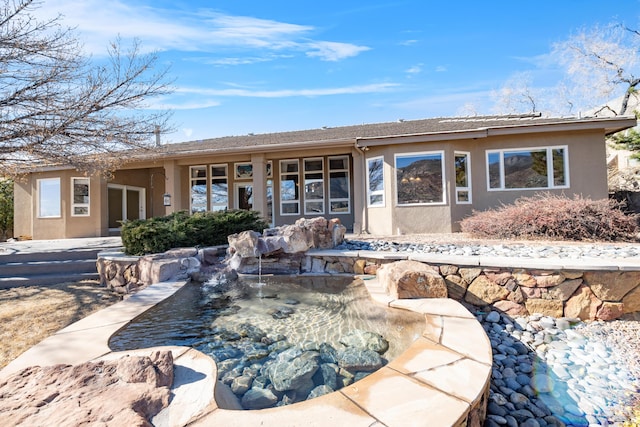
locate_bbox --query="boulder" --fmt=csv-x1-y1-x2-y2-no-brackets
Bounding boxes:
524,298,564,318
228,230,261,257
0,352,173,426
377,260,447,299
444,275,468,300
596,302,624,321
493,300,528,317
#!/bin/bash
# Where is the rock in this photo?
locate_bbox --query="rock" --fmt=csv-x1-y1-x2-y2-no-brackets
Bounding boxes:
307,385,334,399
564,284,602,320
459,267,482,284
336,348,384,372
530,373,554,393
595,301,624,320
545,278,583,301
533,273,565,288
465,275,510,306
0,352,173,426
524,299,563,318
241,388,278,409
493,300,528,317
339,330,389,354
266,352,320,392
228,230,262,257
353,259,366,275
377,260,447,299
444,274,469,300
486,311,501,322
622,284,640,314
231,375,253,395
583,271,640,301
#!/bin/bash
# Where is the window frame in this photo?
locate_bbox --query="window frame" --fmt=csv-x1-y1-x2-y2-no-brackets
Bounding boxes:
303,157,325,215
189,165,208,214
328,155,351,214
486,145,569,191
280,159,300,216
37,177,61,218
71,177,90,217
395,150,446,206
210,164,228,211
366,156,385,207
454,151,472,205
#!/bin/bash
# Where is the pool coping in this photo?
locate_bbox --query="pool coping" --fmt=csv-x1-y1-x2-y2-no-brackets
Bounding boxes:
0,276,492,427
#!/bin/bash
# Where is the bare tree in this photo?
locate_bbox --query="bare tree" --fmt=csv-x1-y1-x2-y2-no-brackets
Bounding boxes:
553,23,640,116
0,0,173,176
491,72,539,115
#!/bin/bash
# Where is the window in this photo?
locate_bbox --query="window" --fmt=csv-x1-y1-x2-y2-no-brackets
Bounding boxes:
210,165,228,211
395,151,445,205
328,156,350,214
304,158,324,215
487,146,568,191
71,177,90,216
38,178,61,218
367,157,385,207
280,159,300,215
190,166,207,213
454,152,471,204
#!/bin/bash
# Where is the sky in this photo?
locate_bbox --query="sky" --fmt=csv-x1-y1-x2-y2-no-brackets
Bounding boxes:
33,0,640,144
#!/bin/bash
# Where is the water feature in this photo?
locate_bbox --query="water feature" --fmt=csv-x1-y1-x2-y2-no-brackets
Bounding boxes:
109,275,426,409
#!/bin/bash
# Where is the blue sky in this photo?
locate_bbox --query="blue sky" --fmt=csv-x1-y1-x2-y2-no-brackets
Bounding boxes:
35,1,640,143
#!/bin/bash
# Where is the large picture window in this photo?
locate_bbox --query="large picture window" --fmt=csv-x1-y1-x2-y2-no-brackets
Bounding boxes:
71,177,90,216
190,166,207,213
367,157,385,207
487,146,568,191
454,152,471,204
280,159,300,215
210,165,228,211
38,178,61,218
328,156,350,214
395,151,445,205
304,158,324,215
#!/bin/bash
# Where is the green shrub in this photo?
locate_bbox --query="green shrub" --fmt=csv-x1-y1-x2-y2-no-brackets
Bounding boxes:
121,210,269,255
459,193,639,242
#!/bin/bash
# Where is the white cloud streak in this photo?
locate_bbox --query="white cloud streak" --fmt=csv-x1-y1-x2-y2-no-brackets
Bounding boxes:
33,1,369,61
176,82,400,98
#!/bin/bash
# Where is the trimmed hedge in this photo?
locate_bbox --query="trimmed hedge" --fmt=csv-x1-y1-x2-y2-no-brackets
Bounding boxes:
121,210,269,255
459,193,639,242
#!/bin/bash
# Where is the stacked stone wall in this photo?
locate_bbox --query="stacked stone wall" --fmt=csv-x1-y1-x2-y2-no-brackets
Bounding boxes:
303,255,640,321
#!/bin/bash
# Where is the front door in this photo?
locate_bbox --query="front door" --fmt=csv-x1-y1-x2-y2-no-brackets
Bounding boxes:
108,184,146,231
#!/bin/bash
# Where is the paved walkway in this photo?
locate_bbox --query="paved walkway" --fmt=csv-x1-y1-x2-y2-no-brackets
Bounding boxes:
0,237,122,256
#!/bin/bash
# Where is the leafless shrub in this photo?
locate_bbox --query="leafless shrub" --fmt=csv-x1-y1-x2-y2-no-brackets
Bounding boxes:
460,193,639,242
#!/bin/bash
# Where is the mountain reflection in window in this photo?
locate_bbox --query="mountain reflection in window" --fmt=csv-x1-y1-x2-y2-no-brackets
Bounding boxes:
396,152,444,205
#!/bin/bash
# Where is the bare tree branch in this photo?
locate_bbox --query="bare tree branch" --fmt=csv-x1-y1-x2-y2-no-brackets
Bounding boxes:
0,0,174,177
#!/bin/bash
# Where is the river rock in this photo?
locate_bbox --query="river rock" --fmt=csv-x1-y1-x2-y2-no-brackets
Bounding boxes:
241,387,279,409
266,351,320,392
339,330,389,354
336,348,384,372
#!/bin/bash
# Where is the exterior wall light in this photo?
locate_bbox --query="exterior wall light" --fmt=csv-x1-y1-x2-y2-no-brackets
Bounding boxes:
163,193,172,206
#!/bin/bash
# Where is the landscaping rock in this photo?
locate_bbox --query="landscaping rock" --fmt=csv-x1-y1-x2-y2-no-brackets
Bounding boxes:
339,330,389,354
377,260,447,299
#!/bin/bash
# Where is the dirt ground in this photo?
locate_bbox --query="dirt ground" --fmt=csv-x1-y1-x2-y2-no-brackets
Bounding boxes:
0,280,121,370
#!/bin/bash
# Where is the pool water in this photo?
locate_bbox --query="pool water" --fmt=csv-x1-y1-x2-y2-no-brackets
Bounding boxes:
109,275,426,408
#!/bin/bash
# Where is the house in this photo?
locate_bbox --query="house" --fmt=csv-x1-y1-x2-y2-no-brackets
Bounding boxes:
12,113,637,240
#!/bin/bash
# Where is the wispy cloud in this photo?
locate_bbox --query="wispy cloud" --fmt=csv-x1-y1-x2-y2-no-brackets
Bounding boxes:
176,82,400,98
435,65,447,72
33,1,370,61
406,64,422,75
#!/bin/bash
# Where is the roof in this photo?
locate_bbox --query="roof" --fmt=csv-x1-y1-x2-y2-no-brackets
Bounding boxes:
148,113,638,161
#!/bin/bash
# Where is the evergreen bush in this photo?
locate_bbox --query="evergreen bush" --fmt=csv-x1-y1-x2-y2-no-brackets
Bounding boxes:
121,210,269,255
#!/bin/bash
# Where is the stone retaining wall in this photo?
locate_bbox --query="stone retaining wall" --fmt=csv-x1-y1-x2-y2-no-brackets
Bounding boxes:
302,254,640,321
